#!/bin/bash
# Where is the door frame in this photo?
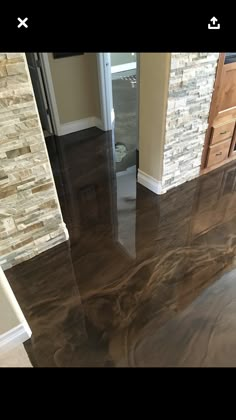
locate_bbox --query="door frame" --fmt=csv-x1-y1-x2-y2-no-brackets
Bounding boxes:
38,53,61,136
26,53,54,135
97,52,139,138
37,53,139,137
31,53,114,136
96,53,114,131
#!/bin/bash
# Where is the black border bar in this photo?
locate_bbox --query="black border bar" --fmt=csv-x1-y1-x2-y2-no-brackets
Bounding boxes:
1,10,234,51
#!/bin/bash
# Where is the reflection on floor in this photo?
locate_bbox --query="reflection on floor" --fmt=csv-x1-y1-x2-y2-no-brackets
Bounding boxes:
5,127,236,367
116,166,136,258
112,73,137,173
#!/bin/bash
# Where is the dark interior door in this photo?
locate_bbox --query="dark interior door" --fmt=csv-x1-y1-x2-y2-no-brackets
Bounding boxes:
25,53,53,135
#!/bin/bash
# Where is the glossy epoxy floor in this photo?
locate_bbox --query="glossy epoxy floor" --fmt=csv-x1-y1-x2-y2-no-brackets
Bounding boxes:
6,128,236,367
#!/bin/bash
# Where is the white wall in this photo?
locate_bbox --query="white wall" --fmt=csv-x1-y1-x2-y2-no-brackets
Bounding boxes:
0,344,32,367
0,267,31,352
111,53,136,67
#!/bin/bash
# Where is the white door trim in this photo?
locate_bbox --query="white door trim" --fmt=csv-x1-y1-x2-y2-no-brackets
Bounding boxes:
97,53,114,131
97,53,139,153
38,53,61,136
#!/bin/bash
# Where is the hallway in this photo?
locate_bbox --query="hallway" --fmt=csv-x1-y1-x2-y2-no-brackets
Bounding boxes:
6,128,236,367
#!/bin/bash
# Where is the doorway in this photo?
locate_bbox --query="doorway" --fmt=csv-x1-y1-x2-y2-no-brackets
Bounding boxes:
97,53,139,174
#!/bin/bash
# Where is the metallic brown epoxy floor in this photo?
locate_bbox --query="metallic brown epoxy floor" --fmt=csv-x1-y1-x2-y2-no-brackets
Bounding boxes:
6,128,236,367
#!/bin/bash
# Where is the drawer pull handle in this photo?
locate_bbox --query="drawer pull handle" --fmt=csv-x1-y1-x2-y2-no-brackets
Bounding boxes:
220,131,227,134
216,152,222,156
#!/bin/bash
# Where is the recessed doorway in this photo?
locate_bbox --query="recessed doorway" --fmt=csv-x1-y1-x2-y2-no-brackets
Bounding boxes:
97,53,139,174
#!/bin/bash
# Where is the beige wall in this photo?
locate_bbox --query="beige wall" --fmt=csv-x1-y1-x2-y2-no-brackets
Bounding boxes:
111,53,136,67
48,53,101,124
0,266,30,339
0,344,32,367
0,276,20,334
139,53,170,180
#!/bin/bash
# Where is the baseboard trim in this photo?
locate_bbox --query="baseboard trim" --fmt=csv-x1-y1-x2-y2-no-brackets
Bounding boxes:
111,62,136,74
62,222,69,241
93,117,104,131
60,117,104,136
138,170,162,195
0,322,32,355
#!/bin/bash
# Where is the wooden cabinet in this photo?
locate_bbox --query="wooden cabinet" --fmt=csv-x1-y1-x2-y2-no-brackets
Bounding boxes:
219,63,236,112
210,120,235,145
207,138,232,167
201,54,236,173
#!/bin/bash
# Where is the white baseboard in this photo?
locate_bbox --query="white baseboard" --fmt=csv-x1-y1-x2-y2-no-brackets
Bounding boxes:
0,322,32,355
62,223,69,241
60,117,104,136
93,117,104,131
138,169,163,195
111,62,136,74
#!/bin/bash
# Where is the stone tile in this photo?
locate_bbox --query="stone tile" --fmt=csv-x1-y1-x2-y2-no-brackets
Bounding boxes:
0,170,8,181
0,246,13,256
0,186,17,198
162,53,219,193
39,199,57,209
0,65,7,77
34,234,51,245
0,95,34,112
6,53,24,59
0,74,28,89
0,53,67,269
0,216,17,232
32,182,54,194
30,143,44,153
23,222,44,234
6,62,26,76
6,146,31,158
12,237,34,250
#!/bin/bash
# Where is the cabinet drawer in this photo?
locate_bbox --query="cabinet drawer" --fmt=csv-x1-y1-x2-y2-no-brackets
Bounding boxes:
207,138,231,167
211,120,235,145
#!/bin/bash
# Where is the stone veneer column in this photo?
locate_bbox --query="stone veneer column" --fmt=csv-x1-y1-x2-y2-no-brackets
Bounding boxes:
161,53,219,192
0,53,68,270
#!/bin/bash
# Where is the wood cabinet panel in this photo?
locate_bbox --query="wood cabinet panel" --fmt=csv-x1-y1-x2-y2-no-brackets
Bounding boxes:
211,120,235,144
219,63,236,112
201,54,236,173
207,138,231,168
